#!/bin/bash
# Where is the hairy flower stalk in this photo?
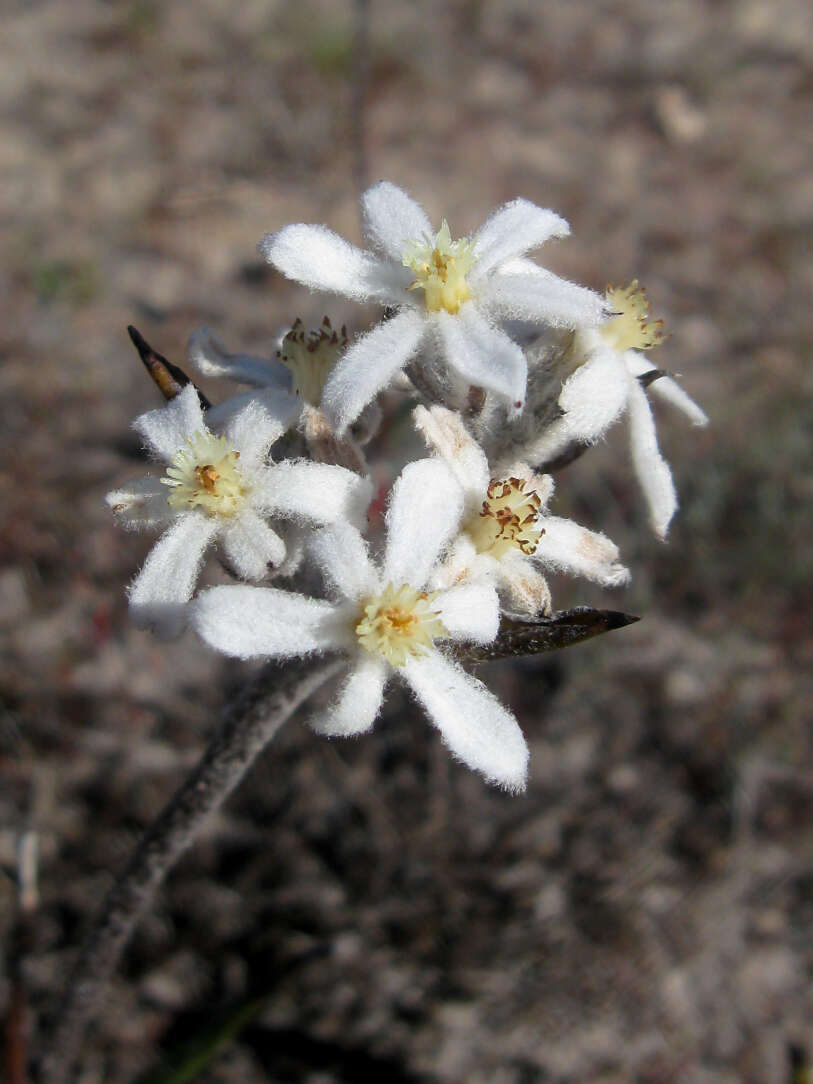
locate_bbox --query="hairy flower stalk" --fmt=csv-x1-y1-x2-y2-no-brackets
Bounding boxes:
37,657,343,1084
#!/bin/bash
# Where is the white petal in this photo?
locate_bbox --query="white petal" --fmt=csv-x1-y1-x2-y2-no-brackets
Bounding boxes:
436,306,527,410
523,348,631,466
481,269,606,329
361,181,433,261
437,583,499,644
192,585,346,659
472,199,570,279
205,388,302,435
309,656,387,736
402,653,528,792
321,310,426,434
650,375,709,426
498,551,552,615
412,404,490,507
133,384,205,461
627,380,677,539
534,516,630,587
220,511,286,580
259,224,407,305
621,353,709,427
106,475,173,529
128,512,219,637
383,459,464,587
187,327,291,389
308,524,378,602
222,397,295,471
253,461,373,530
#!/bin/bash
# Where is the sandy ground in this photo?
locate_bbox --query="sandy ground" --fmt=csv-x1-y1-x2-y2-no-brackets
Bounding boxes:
1,1,812,1081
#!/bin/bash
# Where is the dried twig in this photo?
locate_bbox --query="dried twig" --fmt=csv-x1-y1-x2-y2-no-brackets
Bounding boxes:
36,657,342,1084
127,325,211,408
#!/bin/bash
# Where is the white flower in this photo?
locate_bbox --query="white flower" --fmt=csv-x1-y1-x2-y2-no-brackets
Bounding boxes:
188,317,348,410
192,459,529,792
517,281,709,538
107,385,373,637
415,404,629,614
259,181,606,433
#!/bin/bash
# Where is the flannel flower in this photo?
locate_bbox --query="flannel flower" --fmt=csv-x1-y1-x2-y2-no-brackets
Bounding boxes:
107,385,373,637
188,317,349,411
520,281,709,538
415,405,629,614
193,458,529,791
260,181,606,432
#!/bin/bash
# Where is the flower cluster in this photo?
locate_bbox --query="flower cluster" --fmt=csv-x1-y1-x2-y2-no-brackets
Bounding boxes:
108,181,707,792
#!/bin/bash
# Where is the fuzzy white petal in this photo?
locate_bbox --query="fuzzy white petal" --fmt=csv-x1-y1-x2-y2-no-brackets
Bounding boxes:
412,404,491,507
524,348,631,466
436,306,527,409
437,584,499,644
309,656,387,736
321,309,426,433
220,511,286,580
308,523,378,602
627,380,678,539
253,461,373,530
534,516,630,587
361,181,433,261
223,398,293,471
106,475,173,530
402,653,528,792
187,327,291,390
259,224,407,305
192,586,345,659
472,199,570,279
481,270,606,329
128,512,219,637
383,459,464,587
498,551,552,615
620,352,709,427
205,388,302,435
133,384,205,462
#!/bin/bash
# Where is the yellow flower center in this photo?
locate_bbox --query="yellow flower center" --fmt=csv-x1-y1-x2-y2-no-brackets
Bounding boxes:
277,316,348,406
355,582,448,667
466,477,544,559
402,220,477,314
601,280,666,352
162,431,246,516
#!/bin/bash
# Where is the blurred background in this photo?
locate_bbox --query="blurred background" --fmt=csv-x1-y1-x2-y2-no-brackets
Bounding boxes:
1,1,812,1081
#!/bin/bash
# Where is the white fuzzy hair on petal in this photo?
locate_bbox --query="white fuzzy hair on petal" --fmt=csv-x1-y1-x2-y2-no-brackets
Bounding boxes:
383,459,464,587
481,270,606,329
187,327,290,389
309,656,388,736
412,404,491,508
361,181,433,262
128,512,219,638
308,523,378,603
402,653,529,792
253,461,373,531
192,586,345,659
627,381,678,539
133,385,205,463
106,476,173,530
320,309,426,434
436,583,500,644
220,512,286,581
534,516,630,587
471,199,570,280
435,307,527,410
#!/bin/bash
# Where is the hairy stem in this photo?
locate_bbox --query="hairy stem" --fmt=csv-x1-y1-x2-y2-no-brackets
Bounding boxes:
37,657,342,1084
